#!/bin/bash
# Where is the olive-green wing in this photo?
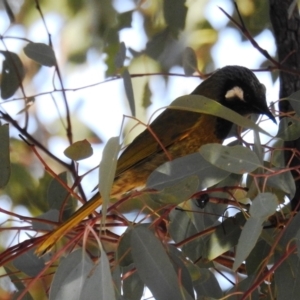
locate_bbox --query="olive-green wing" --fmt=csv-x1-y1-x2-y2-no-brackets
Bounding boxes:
115,109,201,176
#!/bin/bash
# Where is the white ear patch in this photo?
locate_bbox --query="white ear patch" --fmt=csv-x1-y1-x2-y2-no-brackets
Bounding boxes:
225,86,244,101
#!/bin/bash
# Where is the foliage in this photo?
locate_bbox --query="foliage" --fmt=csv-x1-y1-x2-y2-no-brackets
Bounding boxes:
0,1,300,300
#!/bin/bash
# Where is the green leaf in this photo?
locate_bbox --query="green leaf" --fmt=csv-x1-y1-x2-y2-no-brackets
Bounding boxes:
123,264,144,300
13,248,45,277
32,210,59,231
205,213,246,261
24,43,56,67
145,28,170,60
64,139,93,161
4,266,34,300
200,144,262,174
287,90,300,115
0,51,25,99
192,267,223,298
131,226,193,300
80,250,116,300
226,275,259,299
249,193,278,219
122,69,135,116
148,175,199,204
146,152,230,190
266,169,296,198
246,239,271,274
118,10,133,30
117,228,134,267
276,116,300,141
0,124,10,187
233,193,278,271
99,137,120,223
183,47,197,75
274,252,300,299
296,229,300,260
170,95,272,136
233,217,264,271
114,41,126,68
49,250,93,300
163,0,187,36
168,246,194,298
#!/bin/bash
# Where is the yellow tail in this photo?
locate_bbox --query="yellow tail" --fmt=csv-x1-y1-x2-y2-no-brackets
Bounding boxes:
36,193,102,255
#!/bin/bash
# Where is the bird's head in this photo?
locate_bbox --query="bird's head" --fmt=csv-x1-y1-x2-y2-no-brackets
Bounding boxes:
192,65,276,123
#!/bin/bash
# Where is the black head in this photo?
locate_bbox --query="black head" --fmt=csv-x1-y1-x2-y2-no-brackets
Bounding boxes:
192,65,276,123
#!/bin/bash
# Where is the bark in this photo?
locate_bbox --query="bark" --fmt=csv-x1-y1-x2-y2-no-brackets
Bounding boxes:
269,0,300,210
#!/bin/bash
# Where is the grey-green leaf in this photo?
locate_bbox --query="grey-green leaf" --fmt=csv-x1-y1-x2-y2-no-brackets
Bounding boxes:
99,137,120,221
170,95,272,136
276,117,300,141
249,193,278,219
122,69,136,116
24,43,56,67
0,124,10,187
163,0,187,35
0,51,25,99
115,42,126,68
147,152,230,190
183,47,197,76
233,193,277,271
80,250,116,300
287,90,300,116
200,144,262,174
233,217,264,271
64,139,93,161
131,226,193,300
13,248,45,277
49,250,93,300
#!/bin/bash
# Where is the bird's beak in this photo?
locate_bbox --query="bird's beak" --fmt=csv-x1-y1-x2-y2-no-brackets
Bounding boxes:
264,109,277,124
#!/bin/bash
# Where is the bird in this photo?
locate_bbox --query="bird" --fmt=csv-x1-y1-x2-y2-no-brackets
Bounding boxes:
36,65,275,254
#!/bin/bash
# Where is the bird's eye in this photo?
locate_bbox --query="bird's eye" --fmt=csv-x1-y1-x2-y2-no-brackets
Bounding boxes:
225,86,244,102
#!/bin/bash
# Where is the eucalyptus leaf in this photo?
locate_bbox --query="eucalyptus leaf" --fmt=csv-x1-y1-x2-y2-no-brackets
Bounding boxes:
115,42,126,68
200,144,262,174
122,69,135,116
64,139,93,161
49,250,94,300
266,169,296,198
163,0,187,35
205,212,246,261
249,193,278,219
183,47,197,75
148,175,199,204
274,251,300,299
276,116,300,141
287,90,300,115
32,209,59,231
233,193,277,271
0,51,25,99
0,124,10,187
131,226,193,300
192,267,223,298
24,43,56,67
233,217,264,271
13,248,45,277
80,250,116,300
147,152,230,190
296,229,300,260
123,264,144,300
99,137,121,223
170,95,272,136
